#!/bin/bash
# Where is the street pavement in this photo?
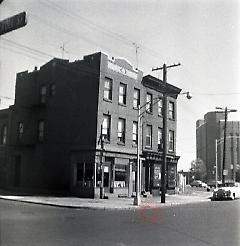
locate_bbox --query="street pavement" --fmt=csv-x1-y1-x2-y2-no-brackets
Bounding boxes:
0,197,239,246
0,187,212,210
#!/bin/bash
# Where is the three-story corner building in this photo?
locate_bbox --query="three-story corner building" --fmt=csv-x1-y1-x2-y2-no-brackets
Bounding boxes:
0,52,181,198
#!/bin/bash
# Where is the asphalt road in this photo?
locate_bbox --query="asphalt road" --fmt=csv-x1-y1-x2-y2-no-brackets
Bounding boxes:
0,198,239,246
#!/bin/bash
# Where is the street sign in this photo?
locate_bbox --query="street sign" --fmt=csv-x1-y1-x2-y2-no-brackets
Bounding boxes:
0,12,27,36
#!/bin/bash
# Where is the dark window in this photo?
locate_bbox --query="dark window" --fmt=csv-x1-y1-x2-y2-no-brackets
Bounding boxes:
77,163,93,187
40,85,47,103
133,88,140,109
49,83,56,96
146,125,152,148
146,93,153,113
104,78,112,101
1,125,7,145
118,118,126,143
119,83,127,105
38,121,45,142
18,122,24,140
102,115,111,141
169,101,175,120
132,121,138,145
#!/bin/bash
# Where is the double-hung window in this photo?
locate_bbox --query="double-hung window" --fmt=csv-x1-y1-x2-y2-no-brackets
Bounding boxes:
102,115,111,141
146,125,152,148
118,118,126,144
104,78,112,101
1,125,7,145
132,121,138,145
38,121,45,142
40,85,47,104
158,98,163,117
18,122,24,140
169,130,174,152
133,88,140,109
119,83,127,105
158,127,163,151
146,93,152,113
169,101,175,120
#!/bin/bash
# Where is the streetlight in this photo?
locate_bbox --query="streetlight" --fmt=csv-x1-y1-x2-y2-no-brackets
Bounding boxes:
215,107,237,184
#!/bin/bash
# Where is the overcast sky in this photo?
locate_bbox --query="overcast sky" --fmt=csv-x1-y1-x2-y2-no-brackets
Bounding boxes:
0,0,239,171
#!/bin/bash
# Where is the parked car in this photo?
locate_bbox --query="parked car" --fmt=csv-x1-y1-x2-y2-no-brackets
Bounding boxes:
207,180,222,188
190,180,202,187
211,183,240,201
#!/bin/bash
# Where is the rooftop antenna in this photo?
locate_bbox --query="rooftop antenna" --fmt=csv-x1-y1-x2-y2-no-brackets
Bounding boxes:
60,42,69,59
133,42,139,70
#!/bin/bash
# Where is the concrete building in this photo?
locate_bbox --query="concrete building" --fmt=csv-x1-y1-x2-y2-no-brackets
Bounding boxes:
196,112,240,183
0,52,181,198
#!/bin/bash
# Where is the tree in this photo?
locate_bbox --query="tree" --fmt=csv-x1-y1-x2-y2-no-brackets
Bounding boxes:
190,158,207,181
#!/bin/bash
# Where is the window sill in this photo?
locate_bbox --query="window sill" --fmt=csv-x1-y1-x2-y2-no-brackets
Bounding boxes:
117,142,125,146
118,102,126,107
103,98,112,103
145,146,152,150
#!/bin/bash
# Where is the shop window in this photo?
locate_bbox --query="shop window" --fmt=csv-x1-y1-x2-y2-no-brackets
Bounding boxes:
1,125,7,145
114,164,127,188
104,77,112,101
77,163,93,187
168,165,176,188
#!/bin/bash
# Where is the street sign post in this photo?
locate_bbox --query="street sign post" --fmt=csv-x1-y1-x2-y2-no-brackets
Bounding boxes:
0,12,27,36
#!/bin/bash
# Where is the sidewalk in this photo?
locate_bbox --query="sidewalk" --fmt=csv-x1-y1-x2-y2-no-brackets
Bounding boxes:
0,190,212,210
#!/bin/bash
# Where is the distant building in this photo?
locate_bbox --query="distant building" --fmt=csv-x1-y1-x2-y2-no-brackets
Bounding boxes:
0,52,181,197
196,112,240,183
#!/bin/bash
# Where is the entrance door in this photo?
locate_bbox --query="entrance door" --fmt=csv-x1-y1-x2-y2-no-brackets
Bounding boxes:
103,165,110,192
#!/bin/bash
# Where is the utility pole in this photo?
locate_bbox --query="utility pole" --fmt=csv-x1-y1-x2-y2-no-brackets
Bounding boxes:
216,107,237,185
98,124,105,199
60,42,68,59
215,139,218,188
152,63,181,203
133,42,139,70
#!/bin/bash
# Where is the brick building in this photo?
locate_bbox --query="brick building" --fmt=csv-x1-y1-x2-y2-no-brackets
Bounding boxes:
0,52,181,197
196,112,240,183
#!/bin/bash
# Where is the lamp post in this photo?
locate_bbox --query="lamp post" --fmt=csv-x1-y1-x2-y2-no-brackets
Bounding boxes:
215,107,237,184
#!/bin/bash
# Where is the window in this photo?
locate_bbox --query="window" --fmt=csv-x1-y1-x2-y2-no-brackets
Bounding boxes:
158,98,163,116
146,93,152,113
119,83,127,105
146,125,152,148
18,122,24,140
38,121,45,142
49,83,56,96
40,85,47,104
169,101,175,120
118,118,126,143
114,164,127,188
77,163,93,187
169,130,174,152
158,128,163,151
132,121,138,145
102,115,111,141
103,78,112,101
133,88,140,109
1,125,7,145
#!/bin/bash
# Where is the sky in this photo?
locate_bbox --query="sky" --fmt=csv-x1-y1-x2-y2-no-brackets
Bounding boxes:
0,0,240,171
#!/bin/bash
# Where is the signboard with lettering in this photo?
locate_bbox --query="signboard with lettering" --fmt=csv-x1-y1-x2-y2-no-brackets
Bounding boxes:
0,12,27,36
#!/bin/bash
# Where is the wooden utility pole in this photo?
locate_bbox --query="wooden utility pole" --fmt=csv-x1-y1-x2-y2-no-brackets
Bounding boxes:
152,63,181,203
